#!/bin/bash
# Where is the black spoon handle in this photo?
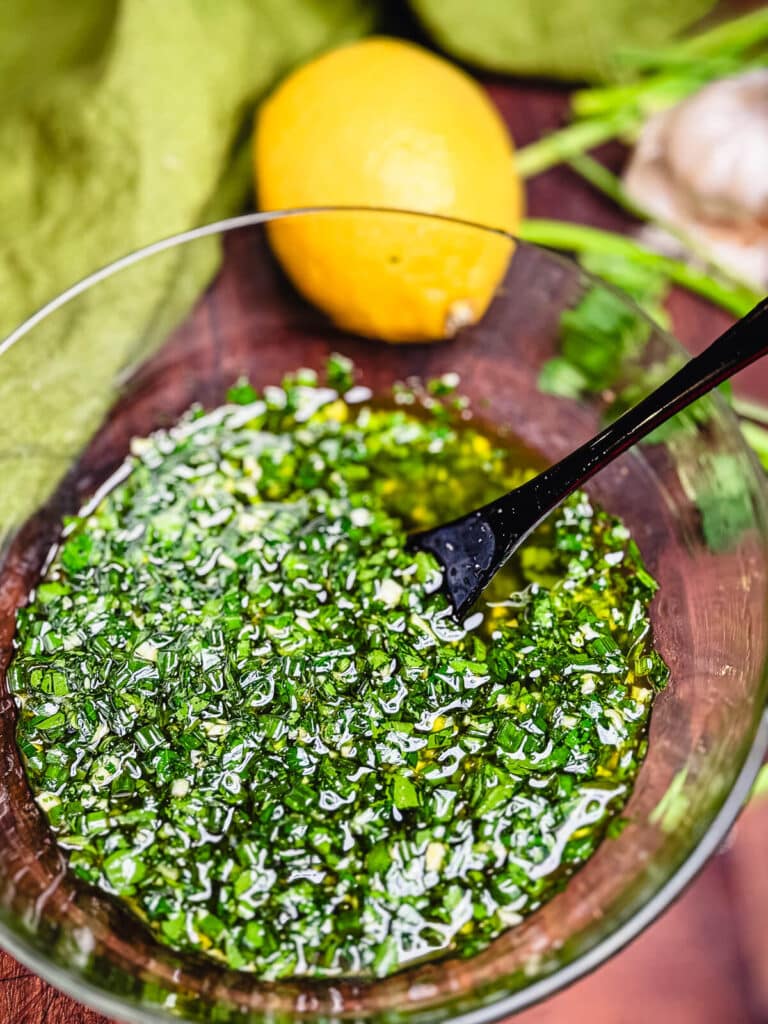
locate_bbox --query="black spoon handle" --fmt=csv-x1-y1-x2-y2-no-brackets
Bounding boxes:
494,295,768,551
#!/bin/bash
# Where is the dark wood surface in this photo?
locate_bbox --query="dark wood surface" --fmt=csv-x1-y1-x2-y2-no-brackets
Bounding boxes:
2,78,767,1024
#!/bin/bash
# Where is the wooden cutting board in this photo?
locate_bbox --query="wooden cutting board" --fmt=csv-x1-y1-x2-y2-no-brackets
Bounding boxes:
3,78,767,1024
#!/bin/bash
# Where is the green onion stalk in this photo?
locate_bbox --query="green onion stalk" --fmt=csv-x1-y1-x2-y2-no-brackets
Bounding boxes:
518,219,762,317
514,9,767,320
516,9,768,179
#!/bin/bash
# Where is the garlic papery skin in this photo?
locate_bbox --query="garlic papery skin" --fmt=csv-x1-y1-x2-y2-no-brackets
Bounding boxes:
623,69,768,289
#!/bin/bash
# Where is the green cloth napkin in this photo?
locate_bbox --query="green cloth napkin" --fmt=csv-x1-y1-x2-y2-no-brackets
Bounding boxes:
0,0,373,338
0,0,372,535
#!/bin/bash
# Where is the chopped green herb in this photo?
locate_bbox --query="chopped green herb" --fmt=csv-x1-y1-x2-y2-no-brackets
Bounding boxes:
11,362,667,979
538,251,670,403
539,254,756,551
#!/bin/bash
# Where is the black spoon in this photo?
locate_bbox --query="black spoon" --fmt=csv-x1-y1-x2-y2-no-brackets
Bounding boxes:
410,296,768,619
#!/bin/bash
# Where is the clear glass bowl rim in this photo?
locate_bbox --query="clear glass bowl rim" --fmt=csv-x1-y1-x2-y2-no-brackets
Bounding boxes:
1,206,767,1024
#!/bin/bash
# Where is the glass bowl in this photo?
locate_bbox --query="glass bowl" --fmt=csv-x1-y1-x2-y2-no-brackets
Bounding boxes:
0,208,766,1024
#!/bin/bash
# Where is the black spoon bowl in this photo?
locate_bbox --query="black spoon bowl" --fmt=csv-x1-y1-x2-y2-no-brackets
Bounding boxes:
410,296,768,619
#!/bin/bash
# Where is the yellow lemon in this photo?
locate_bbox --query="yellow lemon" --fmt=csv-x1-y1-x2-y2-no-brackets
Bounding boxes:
255,37,523,342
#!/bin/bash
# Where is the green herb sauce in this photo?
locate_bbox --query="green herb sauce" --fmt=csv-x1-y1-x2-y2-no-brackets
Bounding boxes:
10,358,667,979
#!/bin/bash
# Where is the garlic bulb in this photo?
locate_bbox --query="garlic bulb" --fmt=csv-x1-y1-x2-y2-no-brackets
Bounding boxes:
623,69,768,289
